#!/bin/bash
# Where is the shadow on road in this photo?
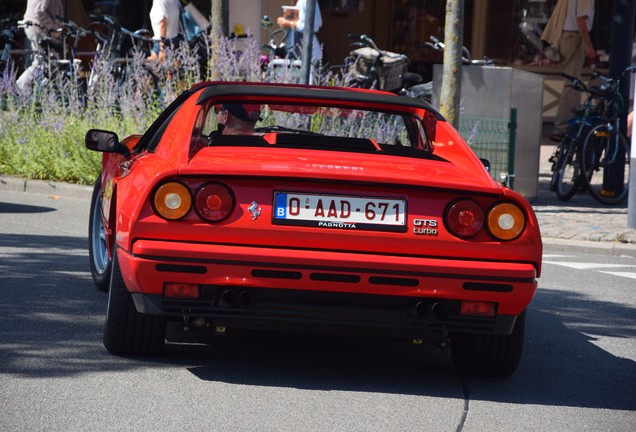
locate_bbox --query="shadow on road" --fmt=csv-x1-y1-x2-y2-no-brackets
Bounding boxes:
1,233,634,411
0,202,56,214
465,288,636,411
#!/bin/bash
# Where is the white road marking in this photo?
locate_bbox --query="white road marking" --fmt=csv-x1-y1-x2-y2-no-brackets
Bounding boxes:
543,261,636,270
599,272,636,280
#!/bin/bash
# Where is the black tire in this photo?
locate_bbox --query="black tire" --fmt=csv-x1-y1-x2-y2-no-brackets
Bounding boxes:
580,124,630,205
555,141,583,201
103,249,166,356
549,144,563,192
451,311,526,377
88,175,111,292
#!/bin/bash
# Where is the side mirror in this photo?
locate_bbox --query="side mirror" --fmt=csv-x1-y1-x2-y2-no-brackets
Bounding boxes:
479,158,491,172
262,15,273,29
85,129,127,154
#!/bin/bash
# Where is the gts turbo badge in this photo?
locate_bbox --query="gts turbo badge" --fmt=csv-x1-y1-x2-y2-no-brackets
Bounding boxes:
248,201,261,220
413,218,438,236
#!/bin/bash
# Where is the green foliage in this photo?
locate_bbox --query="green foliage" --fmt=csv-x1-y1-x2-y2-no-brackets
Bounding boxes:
0,97,158,184
0,32,354,185
0,41,204,184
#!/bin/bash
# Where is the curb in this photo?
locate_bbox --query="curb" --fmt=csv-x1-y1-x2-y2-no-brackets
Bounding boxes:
0,176,93,200
541,237,636,257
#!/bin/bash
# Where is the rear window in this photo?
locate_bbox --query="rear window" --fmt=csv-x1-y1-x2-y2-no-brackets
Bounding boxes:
192,101,433,157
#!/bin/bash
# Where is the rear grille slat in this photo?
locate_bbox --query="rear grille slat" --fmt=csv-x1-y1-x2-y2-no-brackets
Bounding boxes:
162,288,497,335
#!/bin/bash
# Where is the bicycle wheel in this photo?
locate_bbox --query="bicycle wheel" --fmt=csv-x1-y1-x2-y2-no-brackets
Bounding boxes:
555,139,583,201
549,143,564,191
580,124,630,205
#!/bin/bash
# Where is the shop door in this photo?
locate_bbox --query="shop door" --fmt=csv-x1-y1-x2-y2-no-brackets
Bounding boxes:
318,1,376,67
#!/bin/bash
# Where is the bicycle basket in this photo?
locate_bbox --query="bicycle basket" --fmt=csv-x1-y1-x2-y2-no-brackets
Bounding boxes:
350,47,408,92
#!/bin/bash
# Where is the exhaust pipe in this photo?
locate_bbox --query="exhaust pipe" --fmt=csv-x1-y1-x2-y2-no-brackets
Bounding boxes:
220,289,237,306
431,302,447,318
237,290,254,307
412,301,428,316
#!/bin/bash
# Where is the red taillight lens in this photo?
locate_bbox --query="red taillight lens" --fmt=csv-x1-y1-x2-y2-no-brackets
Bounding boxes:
460,301,496,317
446,199,484,238
164,283,199,298
194,182,235,222
153,181,192,220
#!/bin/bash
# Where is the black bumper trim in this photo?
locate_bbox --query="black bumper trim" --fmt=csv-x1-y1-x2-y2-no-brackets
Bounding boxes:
132,289,518,337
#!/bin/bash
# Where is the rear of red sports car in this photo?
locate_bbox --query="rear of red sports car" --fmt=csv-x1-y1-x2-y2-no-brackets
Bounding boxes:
87,82,542,377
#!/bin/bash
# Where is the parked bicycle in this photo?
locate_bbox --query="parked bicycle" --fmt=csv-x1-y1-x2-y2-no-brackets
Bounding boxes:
14,17,98,98
260,15,302,83
85,15,156,90
578,66,635,205
417,35,495,102
1,25,18,71
549,73,607,201
550,67,634,204
425,35,494,67
343,33,423,95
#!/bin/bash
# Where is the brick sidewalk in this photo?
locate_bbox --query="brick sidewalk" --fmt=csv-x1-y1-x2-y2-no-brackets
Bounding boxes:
532,134,636,246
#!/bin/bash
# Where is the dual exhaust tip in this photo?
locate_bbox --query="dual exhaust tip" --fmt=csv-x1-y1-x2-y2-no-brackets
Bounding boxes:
412,301,447,318
220,289,254,308
219,290,446,318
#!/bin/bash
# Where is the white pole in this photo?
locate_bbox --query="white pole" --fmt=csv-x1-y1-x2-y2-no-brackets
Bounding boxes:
629,83,636,229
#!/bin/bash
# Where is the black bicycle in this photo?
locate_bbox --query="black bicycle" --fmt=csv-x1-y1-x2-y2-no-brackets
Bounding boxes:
550,73,607,201
344,34,422,94
578,66,635,205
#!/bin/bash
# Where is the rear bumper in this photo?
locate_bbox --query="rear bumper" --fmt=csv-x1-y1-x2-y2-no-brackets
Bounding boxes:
119,240,538,336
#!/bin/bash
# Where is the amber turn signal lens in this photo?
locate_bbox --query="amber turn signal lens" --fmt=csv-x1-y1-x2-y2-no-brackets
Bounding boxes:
153,182,192,220
487,203,525,241
446,199,484,238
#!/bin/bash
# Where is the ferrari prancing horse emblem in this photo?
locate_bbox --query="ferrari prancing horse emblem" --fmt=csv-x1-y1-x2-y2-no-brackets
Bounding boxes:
248,201,261,220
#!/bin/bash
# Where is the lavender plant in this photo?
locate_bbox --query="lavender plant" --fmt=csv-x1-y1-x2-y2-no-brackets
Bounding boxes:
0,31,407,184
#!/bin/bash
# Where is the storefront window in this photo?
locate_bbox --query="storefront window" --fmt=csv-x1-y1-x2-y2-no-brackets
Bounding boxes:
487,0,613,68
317,0,615,80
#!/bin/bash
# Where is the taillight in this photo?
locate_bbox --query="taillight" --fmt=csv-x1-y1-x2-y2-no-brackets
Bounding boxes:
486,203,526,241
164,283,199,298
460,301,496,317
153,181,192,220
194,182,235,222
446,199,484,238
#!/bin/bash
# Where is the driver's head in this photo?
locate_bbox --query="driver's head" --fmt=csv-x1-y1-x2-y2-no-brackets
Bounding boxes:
217,104,261,135
223,104,261,123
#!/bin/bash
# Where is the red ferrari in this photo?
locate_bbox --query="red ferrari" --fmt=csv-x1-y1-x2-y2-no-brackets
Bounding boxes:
86,81,542,377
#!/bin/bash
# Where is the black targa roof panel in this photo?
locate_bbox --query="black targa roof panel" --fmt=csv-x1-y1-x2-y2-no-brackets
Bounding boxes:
195,83,446,121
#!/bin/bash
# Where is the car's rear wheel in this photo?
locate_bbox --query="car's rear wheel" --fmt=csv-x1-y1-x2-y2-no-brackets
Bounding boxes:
89,175,111,292
103,249,166,356
450,310,526,377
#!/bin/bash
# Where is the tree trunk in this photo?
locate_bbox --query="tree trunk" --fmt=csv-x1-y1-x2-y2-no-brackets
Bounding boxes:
210,0,223,37
208,0,224,80
439,0,464,129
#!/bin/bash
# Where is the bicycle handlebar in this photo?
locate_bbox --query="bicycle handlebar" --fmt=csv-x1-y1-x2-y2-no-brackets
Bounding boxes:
348,34,381,53
560,72,616,99
17,20,47,31
424,35,493,66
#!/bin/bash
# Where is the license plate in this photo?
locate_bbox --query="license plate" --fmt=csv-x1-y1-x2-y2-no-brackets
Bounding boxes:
273,192,407,232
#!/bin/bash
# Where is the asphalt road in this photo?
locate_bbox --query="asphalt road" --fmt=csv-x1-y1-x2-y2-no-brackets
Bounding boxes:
1,189,635,431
